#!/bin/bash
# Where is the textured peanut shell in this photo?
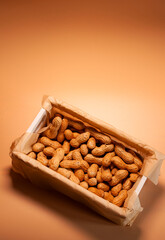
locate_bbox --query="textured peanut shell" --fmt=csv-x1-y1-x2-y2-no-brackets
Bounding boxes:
27,151,36,159
72,132,80,138
43,124,57,139
115,145,134,164
43,147,55,156
111,168,118,175
111,183,122,196
80,181,88,189
57,118,68,142
109,170,129,186
102,152,115,167
112,190,128,207
60,160,81,169
37,152,49,166
40,137,61,149
97,183,110,192
130,173,139,182
88,177,97,186
104,192,114,202
62,140,70,154
64,129,73,140
56,168,71,178
101,166,112,181
74,169,85,181
32,143,45,152
128,149,143,169
72,150,83,160
87,164,98,178
84,174,89,182
49,148,65,171
88,187,104,198
123,178,132,190
80,160,89,172
80,144,88,156
69,171,80,185
68,119,85,131
91,144,114,157
96,170,103,183
85,127,111,144
84,154,103,165
87,137,96,149
111,156,126,169
126,164,139,173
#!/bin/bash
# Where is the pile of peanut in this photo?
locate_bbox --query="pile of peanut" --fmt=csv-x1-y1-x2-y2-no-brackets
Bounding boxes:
27,113,143,207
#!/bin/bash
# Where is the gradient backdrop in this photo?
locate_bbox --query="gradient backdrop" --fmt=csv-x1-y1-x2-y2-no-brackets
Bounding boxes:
1,1,165,240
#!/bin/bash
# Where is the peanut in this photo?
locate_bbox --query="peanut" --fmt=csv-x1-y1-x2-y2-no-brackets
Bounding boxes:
80,181,88,189
101,166,112,181
84,174,89,182
60,160,81,169
111,168,118,175
85,127,111,144
87,164,98,178
63,150,73,160
43,124,57,139
43,147,55,156
88,178,97,186
80,160,89,172
112,190,128,207
63,149,80,160
110,163,115,170
96,169,103,183
111,183,122,196
115,144,134,164
32,143,45,152
84,154,103,165
62,140,70,154
64,129,73,140
104,192,114,202
87,137,96,149
97,183,110,192
92,144,114,157
57,118,68,142
134,156,143,170
27,151,36,159
70,132,90,148
109,170,129,186
80,144,88,156
69,171,80,184
37,152,49,166
112,156,139,172
123,178,132,190
128,150,143,169
72,132,80,138
111,156,126,169
45,116,62,139
56,168,71,178
49,148,65,171
72,150,89,171
74,169,85,181
130,173,139,182
102,152,115,167
88,187,104,198
40,137,61,149
52,116,62,128
68,119,85,131
126,164,139,173
72,150,83,160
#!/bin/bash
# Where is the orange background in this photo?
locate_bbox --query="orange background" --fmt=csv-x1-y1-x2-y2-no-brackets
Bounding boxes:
1,1,165,240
